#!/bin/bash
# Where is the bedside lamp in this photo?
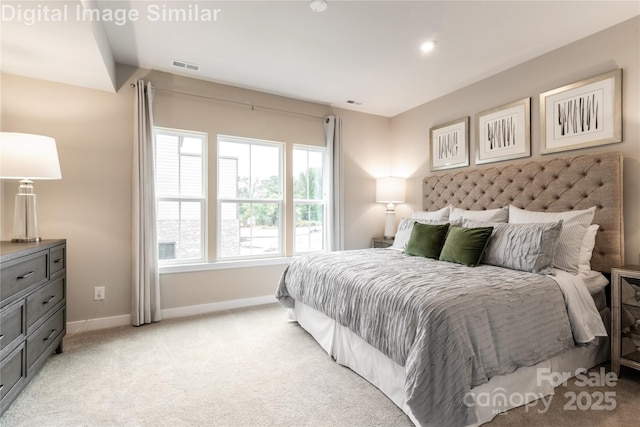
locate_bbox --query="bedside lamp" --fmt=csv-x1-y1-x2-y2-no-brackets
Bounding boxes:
0,132,62,242
376,176,405,239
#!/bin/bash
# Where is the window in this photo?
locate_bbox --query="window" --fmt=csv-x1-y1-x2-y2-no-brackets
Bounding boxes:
155,128,330,266
154,128,206,264
293,146,326,253
217,136,283,259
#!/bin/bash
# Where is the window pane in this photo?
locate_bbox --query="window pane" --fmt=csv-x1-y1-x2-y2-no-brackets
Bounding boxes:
219,141,250,199
293,148,323,200
179,202,202,260
219,140,281,201
220,202,281,258
156,134,179,198
308,151,324,200
295,203,324,253
180,137,202,155
157,200,203,261
251,145,280,199
158,201,179,256
293,149,308,199
219,157,239,198
180,155,202,197
220,202,241,257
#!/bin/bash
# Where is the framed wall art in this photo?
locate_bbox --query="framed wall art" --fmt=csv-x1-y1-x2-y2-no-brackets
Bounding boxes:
540,69,622,154
475,97,530,165
429,117,469,171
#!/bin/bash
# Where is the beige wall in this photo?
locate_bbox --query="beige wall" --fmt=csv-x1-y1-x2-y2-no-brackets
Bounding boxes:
1,69,392,320
1,70,143,323
391,16,640,265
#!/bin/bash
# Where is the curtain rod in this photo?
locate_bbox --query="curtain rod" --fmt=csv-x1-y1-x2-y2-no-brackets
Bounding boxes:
130,83,325,121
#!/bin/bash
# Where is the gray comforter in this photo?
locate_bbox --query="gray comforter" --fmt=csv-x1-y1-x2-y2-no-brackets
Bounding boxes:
276,249,574,427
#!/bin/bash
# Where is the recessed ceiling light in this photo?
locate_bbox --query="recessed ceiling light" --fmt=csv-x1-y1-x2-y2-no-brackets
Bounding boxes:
420,40,436,53
310,0,328,13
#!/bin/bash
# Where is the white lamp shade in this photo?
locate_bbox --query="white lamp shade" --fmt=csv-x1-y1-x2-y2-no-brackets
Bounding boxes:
376,176,405,203
0,132,62,179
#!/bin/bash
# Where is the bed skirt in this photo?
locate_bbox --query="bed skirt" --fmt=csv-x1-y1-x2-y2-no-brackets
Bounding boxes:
292,301,609,427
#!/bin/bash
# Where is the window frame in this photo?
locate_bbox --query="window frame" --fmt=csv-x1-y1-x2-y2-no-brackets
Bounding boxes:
154,127,208,266
293,144,328,255
216,135,285,261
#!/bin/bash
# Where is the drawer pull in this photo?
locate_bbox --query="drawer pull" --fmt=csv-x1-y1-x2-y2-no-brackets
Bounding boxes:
17,271,35,280
42,295,57,305
53,258,63,264
43,329,57,342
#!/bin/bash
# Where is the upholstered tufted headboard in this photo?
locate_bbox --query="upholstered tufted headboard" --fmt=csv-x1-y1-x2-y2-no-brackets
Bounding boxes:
423,152,623,273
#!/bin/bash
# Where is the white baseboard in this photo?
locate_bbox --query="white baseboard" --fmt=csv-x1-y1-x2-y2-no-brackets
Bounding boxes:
161,295,277,319
66,314,131,335
66,295,277,334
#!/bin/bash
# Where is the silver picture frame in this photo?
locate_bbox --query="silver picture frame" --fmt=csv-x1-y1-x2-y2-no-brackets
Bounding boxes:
429,117,469,171
540,69,622,154
475,97,531,165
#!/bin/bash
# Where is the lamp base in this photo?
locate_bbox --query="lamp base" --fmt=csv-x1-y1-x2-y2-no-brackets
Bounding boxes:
12,179,41,243
384,210,396,240
11,237,42,243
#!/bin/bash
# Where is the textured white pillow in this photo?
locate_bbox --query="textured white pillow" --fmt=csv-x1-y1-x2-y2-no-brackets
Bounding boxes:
412,206,450,221
391,217,450,250
579,224,599,272
508,205,596,273
464,220,562,275
449,206,508,223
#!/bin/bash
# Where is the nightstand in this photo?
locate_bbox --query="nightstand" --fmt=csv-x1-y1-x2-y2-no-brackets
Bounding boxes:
371,237,394,248
611,265,640,376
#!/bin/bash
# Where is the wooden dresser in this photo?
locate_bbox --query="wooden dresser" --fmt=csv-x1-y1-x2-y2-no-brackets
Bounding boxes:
0,239,66,415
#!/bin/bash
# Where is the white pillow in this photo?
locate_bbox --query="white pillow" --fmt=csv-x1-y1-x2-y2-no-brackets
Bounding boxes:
391,217,450,250
464,220,562,275
508,205,596,274
449,206,508,223
412,206,450,221
579,224,599,272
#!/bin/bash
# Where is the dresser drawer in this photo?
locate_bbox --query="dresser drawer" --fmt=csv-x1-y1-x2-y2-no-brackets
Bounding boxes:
26,277,65,331
49,245,65,277
0,301,25,357
0,344,25,402
1,252,48,303
27,308,64,370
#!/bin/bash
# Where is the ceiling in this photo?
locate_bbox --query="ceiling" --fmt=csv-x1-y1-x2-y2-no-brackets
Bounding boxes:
1,0,639,117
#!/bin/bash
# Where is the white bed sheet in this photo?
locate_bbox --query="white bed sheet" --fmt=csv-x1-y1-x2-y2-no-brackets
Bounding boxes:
550,269,608,343
292,286,609,427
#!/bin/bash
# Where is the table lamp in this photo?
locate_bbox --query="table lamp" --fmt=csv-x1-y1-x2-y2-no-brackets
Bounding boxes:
376,176,405,239
0,132,62,242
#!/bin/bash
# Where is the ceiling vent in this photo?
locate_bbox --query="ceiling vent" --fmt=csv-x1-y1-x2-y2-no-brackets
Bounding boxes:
172,60,200,72
346,99,363,106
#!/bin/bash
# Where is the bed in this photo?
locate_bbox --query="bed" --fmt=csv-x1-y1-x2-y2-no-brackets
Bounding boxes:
276,152,623,427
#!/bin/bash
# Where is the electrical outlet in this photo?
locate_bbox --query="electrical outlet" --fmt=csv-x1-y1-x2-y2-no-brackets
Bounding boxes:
94,286,105,301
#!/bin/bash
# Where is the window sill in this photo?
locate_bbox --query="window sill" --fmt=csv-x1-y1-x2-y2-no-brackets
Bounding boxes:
159,257,294,275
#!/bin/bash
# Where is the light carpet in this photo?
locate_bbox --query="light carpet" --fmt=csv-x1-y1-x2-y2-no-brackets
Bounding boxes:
1,303,639,426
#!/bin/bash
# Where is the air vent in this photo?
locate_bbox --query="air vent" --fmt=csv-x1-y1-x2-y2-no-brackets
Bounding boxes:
172,60,200,72
346,99,363,106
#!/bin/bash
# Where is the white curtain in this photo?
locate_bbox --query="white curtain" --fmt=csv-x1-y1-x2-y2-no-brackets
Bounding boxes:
325,116,344,251
132,80,161,326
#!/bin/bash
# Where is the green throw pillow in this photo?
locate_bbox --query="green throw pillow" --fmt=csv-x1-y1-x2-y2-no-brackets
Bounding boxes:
439,225,494,267
404,223,450,259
